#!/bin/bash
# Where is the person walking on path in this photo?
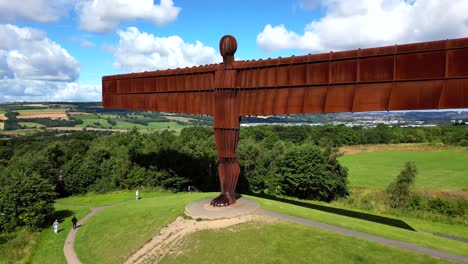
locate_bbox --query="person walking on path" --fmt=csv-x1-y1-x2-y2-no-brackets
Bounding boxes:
71,216,78,229
136,190,139,200
53,220,59,234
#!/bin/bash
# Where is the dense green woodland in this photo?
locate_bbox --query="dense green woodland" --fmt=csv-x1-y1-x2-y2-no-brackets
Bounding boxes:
0,124,466,232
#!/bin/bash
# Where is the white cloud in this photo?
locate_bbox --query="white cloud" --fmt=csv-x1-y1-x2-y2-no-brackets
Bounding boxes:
112,27,222,72
0,24,90,103
258,0,468,53
0,0,73,23
0,79,100,102
0,24,80,81
77,0,181,33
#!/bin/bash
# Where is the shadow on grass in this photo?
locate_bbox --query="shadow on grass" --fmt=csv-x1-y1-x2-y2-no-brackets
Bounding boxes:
250,193,416,231
54,209,73,223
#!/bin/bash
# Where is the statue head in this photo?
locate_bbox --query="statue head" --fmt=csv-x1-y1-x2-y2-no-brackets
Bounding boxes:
219,35,237,66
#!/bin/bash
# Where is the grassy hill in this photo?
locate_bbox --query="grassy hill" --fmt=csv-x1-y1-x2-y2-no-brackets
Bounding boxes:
2,190,467,263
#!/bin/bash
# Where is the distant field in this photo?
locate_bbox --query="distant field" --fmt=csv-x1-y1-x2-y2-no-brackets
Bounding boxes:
21,104,47,107
17,109,68,119
164,116,194,122
0,129,36,135
338,145,468,190
0,113,7,121
18,122,45,128
73,113,185,131
113,121,183,130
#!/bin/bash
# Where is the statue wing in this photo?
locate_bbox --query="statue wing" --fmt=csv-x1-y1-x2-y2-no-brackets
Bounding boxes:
237,38,468,116
102,64,219,116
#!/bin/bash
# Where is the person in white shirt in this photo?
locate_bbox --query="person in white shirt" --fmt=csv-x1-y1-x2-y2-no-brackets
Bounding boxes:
53,220,59,234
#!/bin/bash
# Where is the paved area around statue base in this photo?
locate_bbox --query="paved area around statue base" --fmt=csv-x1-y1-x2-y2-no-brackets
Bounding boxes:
184,197,259,220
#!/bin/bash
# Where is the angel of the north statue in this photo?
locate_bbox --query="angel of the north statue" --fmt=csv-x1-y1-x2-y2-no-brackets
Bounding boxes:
103,35,468,206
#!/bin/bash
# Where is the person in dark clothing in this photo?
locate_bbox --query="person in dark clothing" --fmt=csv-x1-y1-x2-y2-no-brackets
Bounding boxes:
71,216,78,229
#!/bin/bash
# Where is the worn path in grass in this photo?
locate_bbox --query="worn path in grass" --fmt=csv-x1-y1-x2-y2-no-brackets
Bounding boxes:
64,206,110,264
62,196,468,264
60,195,144,264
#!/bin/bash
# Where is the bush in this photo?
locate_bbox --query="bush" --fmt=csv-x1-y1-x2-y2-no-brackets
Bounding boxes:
276,144,349,201
386,162,417,209
427,197,467,217
0,168,56,232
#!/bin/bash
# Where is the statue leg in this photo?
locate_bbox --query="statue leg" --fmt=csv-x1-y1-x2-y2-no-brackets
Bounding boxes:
211,128,240,206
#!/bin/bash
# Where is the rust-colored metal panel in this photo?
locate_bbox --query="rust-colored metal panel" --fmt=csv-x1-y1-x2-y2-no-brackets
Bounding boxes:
352,83,393,112
360,45,395,57
117,79,130,94
302,86,328,113
439,79,468,109
397,40,445,53
263,88,277,114
145,93,158,111
359,56,394,82
276,64,290,87
307,62,329,84
143,78,154,93
255,89,267,116
286,87,305,114
132,78,145,93
291,64,307,86
273,88,289,114
396,51,445,80
447,49,468,77
389,81,443,110
157,93,169,112
247,90,257,115
325,85,355,112
332,59,357,83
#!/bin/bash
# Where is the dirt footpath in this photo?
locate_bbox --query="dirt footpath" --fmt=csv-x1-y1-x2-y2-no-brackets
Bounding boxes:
124,214,273,264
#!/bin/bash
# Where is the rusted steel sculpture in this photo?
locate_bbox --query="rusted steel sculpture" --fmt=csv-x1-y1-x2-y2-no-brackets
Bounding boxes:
103,35,468,206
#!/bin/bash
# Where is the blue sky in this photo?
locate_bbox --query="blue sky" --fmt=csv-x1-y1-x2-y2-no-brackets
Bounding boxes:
0,0,467,102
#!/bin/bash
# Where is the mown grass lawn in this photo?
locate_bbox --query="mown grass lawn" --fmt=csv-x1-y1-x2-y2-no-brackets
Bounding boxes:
248,196,468,256
338,148,468,190
161,221,448,264
74,192,215,264
29,204,90,264
57,190,174,206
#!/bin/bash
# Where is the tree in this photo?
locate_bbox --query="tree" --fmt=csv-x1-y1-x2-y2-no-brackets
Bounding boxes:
276,144,349,201
386,162,417,209
0,168,56,232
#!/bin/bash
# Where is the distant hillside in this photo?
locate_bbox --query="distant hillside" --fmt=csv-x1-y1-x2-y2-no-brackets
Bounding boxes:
0,102,466,137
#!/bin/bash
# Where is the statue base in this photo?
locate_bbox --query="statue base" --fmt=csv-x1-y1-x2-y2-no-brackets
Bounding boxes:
185,197,259,220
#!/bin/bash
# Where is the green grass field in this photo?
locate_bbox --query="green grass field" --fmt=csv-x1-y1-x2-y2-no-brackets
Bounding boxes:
73,113,184,131
18,122,45,128
57,190,173,206
248,196,468,256
29,204,90,264
7,190,464,264
338,148,468,190
161,221,447,264
74,192,214,264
